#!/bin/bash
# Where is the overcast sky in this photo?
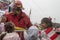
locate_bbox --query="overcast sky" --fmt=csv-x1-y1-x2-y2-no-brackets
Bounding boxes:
1,0,60,24
20,0,60,24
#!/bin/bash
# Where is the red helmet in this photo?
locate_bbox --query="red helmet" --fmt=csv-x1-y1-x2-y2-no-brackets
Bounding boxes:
14,1,24,9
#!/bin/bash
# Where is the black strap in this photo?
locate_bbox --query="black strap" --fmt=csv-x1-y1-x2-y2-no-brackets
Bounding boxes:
56,32,60,35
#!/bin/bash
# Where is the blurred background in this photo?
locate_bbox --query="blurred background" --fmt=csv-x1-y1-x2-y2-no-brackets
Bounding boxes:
0,0,60,24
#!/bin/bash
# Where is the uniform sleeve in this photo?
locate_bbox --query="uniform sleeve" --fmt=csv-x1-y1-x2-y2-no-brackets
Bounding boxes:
24,17,32,29
27,18,32,28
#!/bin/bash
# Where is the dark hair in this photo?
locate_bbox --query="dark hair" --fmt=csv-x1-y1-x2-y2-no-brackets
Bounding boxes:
4,22,14,33
41,17,52,27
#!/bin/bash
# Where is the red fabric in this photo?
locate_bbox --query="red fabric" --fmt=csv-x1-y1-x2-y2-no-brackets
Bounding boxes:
45,27,53,34
5,12,32,40
6,12,32,29
50,33,58,40
45,28,58,40
17,31,24,40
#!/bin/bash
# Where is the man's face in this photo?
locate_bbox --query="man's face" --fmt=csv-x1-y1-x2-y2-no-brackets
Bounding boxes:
13,7,22,15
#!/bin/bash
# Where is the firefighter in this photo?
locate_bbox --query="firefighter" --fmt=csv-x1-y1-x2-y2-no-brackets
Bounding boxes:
2,0,32,40
4,0,32,31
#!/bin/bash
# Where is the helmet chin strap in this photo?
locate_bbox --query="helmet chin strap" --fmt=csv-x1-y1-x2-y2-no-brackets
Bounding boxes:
14,11,21,16
16,11,19,14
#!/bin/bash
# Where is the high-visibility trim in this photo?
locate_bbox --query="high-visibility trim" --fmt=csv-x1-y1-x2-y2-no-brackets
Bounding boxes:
14,27,25,30
47,29,55,37
45,28,53,34
44,28,58,40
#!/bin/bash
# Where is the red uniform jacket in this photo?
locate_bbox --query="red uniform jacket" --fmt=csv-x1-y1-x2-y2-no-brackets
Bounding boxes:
5,12,32,30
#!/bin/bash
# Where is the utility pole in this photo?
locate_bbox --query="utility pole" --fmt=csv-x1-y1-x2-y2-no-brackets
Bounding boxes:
29,9,31,18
